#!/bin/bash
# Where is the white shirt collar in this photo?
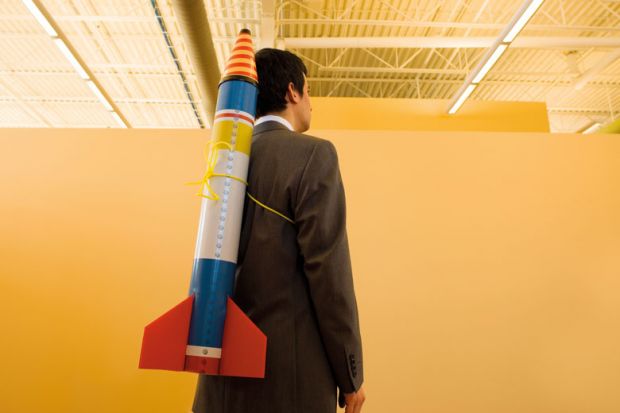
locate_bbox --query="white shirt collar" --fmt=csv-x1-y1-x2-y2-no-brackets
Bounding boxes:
254,115,294,131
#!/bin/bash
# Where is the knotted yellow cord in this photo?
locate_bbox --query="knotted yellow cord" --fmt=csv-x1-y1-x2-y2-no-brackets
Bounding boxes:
186,140,247,201
187,140,294,224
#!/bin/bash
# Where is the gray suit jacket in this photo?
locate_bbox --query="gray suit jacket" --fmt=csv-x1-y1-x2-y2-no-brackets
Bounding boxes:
192,121,363,413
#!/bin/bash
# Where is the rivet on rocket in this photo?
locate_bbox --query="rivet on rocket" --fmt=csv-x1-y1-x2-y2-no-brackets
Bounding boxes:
139,29,266,378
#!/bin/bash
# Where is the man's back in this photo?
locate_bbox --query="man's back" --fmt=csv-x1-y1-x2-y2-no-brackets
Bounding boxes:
192,121,363,413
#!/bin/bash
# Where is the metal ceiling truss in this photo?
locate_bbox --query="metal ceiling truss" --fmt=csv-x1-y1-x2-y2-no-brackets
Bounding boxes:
1,0,619,132
271,0,620,132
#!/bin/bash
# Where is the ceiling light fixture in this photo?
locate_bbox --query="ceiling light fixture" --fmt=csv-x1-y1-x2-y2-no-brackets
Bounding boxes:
582,122,601,134
22,0,129,128
53,39,89,80
448,84,477,115
86,80,113,111
448,0,545,115
110,112,128,129
22,0,57,37
472,44,508,84
503,0,545,43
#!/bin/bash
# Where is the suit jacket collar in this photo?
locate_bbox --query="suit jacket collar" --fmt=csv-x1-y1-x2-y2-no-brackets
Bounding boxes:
252,121,292,143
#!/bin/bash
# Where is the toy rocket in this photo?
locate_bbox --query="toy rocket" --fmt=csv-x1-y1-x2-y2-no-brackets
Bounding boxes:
139,29,266,378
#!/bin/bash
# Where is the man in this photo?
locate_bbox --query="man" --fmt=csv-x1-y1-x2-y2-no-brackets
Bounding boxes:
193,48,365,413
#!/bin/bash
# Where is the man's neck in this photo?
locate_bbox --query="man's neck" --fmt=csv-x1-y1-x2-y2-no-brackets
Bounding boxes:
262,110,298,132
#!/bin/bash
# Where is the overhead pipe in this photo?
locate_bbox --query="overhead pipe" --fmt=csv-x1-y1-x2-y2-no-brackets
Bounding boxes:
259,0,275,49
170,0,221,126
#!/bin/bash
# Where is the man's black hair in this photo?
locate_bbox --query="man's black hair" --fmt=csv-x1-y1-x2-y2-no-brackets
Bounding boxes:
255,48,308,117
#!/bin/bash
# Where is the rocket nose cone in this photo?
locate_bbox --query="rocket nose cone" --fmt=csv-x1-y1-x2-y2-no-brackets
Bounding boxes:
221,29,258,84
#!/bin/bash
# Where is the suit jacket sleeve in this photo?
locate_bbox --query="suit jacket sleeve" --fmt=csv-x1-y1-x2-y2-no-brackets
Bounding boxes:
293,139,364,394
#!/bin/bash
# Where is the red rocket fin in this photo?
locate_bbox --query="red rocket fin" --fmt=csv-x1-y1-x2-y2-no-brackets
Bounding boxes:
219,297,267,378
139,295,194,371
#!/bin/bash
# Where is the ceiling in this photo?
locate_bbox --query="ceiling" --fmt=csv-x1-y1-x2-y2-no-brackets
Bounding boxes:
1,0,619,132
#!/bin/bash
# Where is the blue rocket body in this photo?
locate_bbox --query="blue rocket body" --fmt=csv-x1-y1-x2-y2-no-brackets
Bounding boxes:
187,80,258,353
140,30,266,378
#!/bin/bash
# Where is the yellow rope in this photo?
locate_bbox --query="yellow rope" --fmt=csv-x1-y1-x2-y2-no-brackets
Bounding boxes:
187,139,294,224
185,140,248,200
246,192,295,224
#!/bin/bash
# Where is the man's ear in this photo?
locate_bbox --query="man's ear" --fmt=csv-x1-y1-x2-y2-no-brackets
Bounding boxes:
285,82,300,104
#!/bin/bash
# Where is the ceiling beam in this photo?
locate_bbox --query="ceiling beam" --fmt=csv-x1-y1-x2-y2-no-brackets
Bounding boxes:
549,107,617,114
0,74,52,126
574,49,620,90
316,67,611,78
0,96,194,105
278,19,620,33
284,36,620,49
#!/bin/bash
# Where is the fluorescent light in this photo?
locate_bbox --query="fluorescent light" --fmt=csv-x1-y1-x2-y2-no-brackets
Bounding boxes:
472,44,508,84
449,84,477,115
447,0,545,115
22,0,57,37
54,38,89,80
582,123,601,134
86,80,113,111
503,0,545,42
110,112,128,128
23,0,127,124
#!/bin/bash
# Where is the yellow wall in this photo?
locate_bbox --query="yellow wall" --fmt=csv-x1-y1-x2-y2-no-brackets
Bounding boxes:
1,127,619,413
310,98,550,132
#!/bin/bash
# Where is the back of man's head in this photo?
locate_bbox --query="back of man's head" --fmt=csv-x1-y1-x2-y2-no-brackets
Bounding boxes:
255,48,308,117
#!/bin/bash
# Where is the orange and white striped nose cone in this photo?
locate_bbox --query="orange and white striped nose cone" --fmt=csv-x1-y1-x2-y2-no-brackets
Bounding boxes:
221,28,258,84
